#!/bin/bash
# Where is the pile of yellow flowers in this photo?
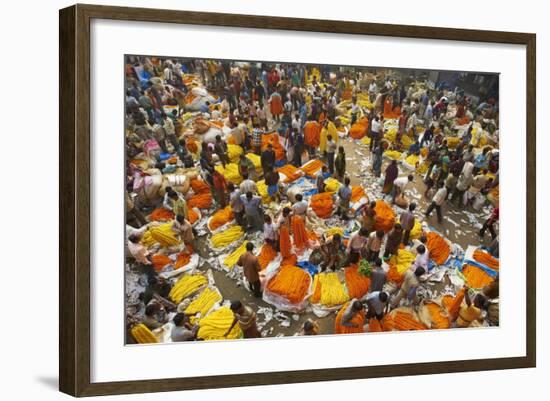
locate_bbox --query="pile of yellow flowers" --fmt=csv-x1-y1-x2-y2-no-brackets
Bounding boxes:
143,223,179,247
324,177,341,193
401,134,414,148
245,153,262,172
223,241,248,269
197,307,242,340
384,150,402,160
384,128,398,143
227,144,244,163
130,323,158,344
416,162,429,174
256,180,272,204
389,249,416,274
211,225,244,248
360,136,371,146
215,163,242,184
405,154,420,167
410,219,423,240
326,227,344,238
311,272,349,307
169,274,207,303
446,137,460,149
184,287,222,324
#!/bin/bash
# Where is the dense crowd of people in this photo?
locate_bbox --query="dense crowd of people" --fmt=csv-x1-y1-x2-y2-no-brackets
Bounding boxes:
125,56,500,343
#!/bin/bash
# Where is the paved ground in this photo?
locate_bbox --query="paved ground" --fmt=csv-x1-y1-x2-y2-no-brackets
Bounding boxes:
193,132,493,338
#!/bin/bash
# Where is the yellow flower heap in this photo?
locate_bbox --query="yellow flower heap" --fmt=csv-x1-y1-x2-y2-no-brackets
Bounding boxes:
197,307,242,340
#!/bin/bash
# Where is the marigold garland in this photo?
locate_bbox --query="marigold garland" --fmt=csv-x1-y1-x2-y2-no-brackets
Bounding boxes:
344,265,371,299
266,265,311,304
426,231,451,265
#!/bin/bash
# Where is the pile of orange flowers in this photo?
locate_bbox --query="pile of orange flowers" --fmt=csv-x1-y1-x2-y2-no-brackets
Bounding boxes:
426,232,451,265
292,215,308,249
188,208,199,224
310,192,334,218
266,265,311,304
348,118,369,139
151,254,172,271
344,265,371,299
368,318,382,332
374,200,396,232
258,244,277,270
277,164,302,183
473,249,499,270
393,311,428,331
149,207,174,222
381,314,394,331
350,186,367,203
387,264,405,284
175,251,191,268
190,179,210,195
208,206,234,231
300,159,324,177
186,138,199,153
187,193,213,209
425,303,451,329
462,264,495,289
304,121,322,148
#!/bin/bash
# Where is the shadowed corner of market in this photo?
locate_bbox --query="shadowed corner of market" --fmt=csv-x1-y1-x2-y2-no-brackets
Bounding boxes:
124,56,500,345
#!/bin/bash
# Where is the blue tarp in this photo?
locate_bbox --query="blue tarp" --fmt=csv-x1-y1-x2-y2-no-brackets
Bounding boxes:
297,261,319,277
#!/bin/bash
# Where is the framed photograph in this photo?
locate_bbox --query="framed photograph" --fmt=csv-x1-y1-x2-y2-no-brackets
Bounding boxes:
59,3,536,397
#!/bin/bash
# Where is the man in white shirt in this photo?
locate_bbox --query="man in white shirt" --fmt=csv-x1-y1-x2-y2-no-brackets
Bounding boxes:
425,182,447,224
412,244,429,272
292,194,308,216
368,81,378,102
239,174,258,195
392,174,414,203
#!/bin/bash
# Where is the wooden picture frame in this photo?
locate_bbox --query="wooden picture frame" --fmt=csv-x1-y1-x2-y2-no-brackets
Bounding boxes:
59,3,536,397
